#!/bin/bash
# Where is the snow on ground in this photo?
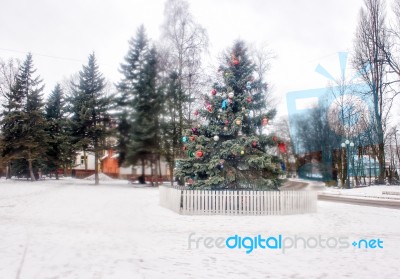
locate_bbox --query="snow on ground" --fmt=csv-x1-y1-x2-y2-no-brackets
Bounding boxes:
84,173,117,181
0,177,399,279
324,185,400,200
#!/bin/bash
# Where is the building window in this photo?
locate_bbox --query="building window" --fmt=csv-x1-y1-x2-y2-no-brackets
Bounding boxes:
80,156,87,165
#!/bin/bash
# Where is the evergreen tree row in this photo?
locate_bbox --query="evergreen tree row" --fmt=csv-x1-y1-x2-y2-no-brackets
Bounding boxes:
0,53,111,184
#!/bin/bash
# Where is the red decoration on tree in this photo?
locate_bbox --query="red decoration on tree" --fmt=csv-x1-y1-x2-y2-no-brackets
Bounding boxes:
182,146,188,151
194,110,199,116
278,142,287,153
189,136,196,142
187,178,194,185
251,141,258,148
196,150,204,158
262,117,269,126
247,96,252,102
233,59,239,65
211,89,217,95
272,136,278,142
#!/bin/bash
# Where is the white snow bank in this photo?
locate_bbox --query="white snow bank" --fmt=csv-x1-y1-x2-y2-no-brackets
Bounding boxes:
83,173,117,181
324,185,400,200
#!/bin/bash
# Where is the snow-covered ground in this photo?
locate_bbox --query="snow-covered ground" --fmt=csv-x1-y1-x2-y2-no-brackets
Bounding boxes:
323,185,400,200
0,177,399,279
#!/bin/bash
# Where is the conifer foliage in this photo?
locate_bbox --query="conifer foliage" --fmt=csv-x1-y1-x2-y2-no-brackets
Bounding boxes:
116,26,163,183
0,54,47,180
45,84,74,179
176,41,284,190
69,53,111,185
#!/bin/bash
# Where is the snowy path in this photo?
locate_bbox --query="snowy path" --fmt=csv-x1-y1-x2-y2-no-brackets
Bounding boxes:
0,178,399,278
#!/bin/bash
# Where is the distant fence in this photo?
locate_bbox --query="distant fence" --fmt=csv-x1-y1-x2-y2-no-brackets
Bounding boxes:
159,185,317,215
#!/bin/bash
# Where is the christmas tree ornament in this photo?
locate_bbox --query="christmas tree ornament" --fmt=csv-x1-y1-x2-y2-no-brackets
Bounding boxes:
246,81,252,90
196,150,204,158
233,58,239,65
213,135,220,141
240,150,245,155
217,115,221,119
262,117,269,126
191,127,199,135
251,141,258,148
238,130,243,136
211,88,217,95
224,119,229,125
221,99,228,110
247,96,252,102
272,136,278,142
223,126,228,131
235,118,242,125
228,92,234,98
182,146,188,151
278,142,287,153
189,136,196,142
194,110,199,116
182,136,188,143
187,178,194,185
188,151,194,158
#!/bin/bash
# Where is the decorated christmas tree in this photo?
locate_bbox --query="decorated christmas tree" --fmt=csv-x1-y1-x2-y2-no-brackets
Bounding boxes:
176,41,286,190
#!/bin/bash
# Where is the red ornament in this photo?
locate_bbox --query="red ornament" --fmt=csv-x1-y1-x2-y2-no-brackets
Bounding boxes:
182,146,188,151
233,59,239,65
189,136,196,142
196,150,204,158
251,141,258,148
262,117,269,126
224,119,229,125
211,89,217,95
187,178,194,185
278,142,287,153
194,110,199,116
247,96,252,103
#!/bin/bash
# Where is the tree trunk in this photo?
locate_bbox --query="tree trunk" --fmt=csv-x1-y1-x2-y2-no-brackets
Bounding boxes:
84,150,88,170
28,159,35,181
169,163,174,186
94,141,99,185
378,142,385,184
6,162,11,179
141,158,145,184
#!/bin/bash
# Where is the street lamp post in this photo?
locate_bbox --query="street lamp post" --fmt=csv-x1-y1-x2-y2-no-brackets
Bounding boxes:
341,140,354,188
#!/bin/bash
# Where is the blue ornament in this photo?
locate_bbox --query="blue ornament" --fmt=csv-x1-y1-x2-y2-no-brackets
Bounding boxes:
221,99,228,110
182,136,188,143
246,81,252,90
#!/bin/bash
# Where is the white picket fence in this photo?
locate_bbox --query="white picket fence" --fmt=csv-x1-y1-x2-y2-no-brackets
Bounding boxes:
159,185,317,215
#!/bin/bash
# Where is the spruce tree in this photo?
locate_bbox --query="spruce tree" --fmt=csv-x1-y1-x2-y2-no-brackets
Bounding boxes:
117,26,163,184
45,84,74,179
70,53,111,185
116,25,148,167
0,53,47,180
176,41,283,190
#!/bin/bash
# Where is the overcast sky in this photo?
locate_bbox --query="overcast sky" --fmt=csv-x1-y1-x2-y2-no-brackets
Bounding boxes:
0,0,377,116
